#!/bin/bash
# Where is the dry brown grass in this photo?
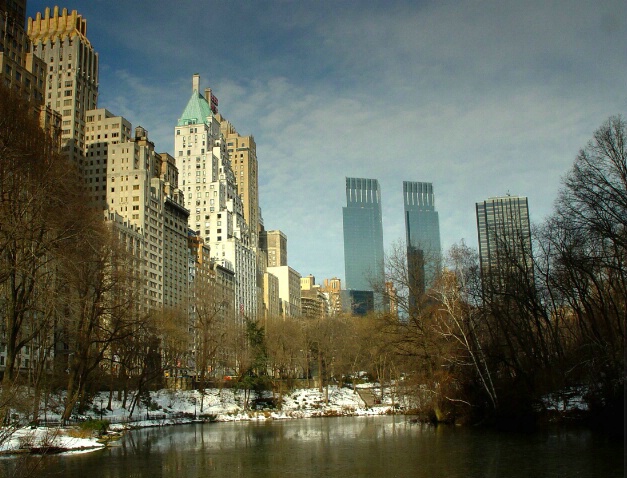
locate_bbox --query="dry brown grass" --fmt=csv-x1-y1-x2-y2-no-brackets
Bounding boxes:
65,428,93,439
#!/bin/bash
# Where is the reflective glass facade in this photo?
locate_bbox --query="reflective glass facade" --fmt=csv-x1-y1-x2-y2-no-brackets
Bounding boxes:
403,181,441,293
476,195,533,293
342,178,385,300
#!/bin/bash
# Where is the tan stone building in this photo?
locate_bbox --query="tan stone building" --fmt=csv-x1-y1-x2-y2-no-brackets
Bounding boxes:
160,152,189,309
262,271,280,320
1,0,60,141
218,114,260,242
187,234,235,377
267,266,301,318
28,7,99,166
321,277,343,316
85,108,132,209
260,229,287,267
107,126,188,311
300,275,328,320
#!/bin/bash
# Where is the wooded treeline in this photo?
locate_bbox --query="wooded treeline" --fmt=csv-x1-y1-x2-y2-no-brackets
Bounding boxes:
379,115,625,431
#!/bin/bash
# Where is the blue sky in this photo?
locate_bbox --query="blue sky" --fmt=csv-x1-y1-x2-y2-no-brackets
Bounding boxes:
27,0,627,284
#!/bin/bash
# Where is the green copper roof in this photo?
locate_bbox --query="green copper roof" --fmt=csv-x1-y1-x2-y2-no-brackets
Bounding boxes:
177,91,213,126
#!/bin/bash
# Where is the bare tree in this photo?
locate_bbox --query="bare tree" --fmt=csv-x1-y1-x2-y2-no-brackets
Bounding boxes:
0,84,87,388
541,116,626,419
192,270,231,411
429,242,498,410
57,223,140,420
265,316,306,405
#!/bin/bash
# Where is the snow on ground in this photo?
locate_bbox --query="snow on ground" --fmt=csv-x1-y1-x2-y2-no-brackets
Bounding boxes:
0,427,105,454
1,385,394,455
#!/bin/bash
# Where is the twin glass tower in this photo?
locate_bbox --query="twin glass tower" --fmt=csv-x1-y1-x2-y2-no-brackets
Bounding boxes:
342,178,441,312
342,178,385,298
403,181,442,296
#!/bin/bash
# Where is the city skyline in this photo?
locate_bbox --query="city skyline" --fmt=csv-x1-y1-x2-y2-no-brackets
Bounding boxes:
24,0,627,284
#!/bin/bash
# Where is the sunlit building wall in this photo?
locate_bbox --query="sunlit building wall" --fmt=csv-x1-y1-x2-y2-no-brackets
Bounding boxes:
28,7,98,166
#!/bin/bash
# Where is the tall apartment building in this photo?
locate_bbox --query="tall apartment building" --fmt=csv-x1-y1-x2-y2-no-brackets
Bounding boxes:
1,0,42,100
104,210,144,311
321,277,342,316
262,271,280,321
218,114,260,241
28,7,98,165
107,126,188,311
0,0,25,25
260,229,287,267
476,195,533,296
300,275,328,320
1,0,60,139
403,181,441,295
160,152,190,308
187,234,235,376
0,1,60,376
175,74,257,321
343,177,385,310
267,266,301,317
84,108,132,209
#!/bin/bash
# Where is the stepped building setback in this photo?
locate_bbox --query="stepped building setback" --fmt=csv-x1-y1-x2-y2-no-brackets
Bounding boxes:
28,6,98,166
175,74,257,321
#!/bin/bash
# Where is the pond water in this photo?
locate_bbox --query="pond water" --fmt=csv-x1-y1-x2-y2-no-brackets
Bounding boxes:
4,416,624,477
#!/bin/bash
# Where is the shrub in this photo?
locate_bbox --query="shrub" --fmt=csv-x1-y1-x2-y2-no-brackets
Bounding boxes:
78,419,109,436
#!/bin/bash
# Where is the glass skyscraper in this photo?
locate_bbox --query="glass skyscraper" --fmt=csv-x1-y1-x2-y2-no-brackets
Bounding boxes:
403,181,441,294
476,195,533,295
343,178,385,310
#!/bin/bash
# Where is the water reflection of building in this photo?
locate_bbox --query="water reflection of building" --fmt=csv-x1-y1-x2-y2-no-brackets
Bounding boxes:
341,290,375,316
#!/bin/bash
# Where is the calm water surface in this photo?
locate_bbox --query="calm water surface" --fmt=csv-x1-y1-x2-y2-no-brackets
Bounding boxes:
7,416,625,477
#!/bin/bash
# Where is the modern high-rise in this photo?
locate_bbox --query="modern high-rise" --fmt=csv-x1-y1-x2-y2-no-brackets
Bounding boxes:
403,181,441,295
343,177,385,311
28,7,99,166
476,195,533,295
